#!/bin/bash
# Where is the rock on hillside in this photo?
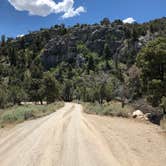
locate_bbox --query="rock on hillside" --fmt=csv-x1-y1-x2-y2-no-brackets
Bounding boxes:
41,18,166,69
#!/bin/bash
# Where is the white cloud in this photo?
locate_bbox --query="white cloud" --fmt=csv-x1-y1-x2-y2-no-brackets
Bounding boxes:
8,0,86,18
123,17,136,24
62,6,85,19
16,34,24,38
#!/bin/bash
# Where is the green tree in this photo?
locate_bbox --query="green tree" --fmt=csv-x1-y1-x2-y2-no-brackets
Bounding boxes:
9,86,27,105
43,72,60,103
62,80,73,102
76,43,89,56
147,79,163,106
160,96,166,114
87,52,100,72
29,78,43,103
0,84,9,108
137,37,166,106
103,43,111,60
0,35,7,56
8,48,17,66
100,18,111,26
1,35,6,47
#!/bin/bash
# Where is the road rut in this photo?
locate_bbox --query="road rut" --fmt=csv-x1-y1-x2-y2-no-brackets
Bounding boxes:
0,103,166,166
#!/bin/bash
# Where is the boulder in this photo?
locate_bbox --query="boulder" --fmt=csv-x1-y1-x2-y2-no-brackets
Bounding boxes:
132,110,144,119
144,113,152,121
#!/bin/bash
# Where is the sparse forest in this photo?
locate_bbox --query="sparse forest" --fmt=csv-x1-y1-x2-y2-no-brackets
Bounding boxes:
0,17,165,114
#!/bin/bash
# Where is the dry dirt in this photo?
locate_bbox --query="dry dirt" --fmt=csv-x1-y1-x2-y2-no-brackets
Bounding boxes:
0,103,166,166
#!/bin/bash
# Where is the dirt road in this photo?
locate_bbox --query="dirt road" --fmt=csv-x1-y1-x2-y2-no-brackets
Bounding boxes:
0,103,166,166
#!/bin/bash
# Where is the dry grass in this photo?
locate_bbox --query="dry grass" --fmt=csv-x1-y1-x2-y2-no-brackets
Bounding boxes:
160,115,166,131
0,102,64,127
83,100,133,118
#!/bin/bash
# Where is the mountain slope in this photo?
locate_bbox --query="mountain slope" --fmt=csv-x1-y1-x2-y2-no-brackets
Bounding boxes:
0,17,165,107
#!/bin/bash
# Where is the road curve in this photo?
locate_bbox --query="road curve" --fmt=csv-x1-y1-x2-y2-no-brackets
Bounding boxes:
0,103,166,166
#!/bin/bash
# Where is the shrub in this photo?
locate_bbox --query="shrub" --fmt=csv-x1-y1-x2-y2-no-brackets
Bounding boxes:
0,85,9,108
137,37,166,106
0,102,64,125
83,101,132,118
160,96,166,113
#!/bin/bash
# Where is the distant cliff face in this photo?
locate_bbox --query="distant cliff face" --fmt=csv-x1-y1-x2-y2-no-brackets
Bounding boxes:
2,17,165,70
41,18,166,69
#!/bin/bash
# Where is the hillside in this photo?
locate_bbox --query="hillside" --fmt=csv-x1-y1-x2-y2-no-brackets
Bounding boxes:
0,17,165,111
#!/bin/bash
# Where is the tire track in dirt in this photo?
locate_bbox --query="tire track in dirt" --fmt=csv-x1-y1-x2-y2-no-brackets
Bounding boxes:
0,103,166,166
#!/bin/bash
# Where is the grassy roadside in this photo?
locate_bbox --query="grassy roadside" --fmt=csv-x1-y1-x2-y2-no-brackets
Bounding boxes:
83,101,166,131
0,102,64,128
160,115,166,131
83,101,133,118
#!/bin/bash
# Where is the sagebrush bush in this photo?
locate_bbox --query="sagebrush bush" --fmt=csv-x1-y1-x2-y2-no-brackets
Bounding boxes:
0,102,64,125
84,101,132,118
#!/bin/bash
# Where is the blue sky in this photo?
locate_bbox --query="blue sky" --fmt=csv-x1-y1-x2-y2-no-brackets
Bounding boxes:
0,0,165,37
